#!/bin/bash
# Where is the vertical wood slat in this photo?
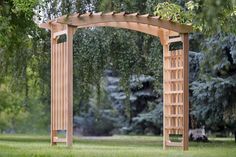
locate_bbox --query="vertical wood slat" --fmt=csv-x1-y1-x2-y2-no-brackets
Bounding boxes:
63,41,66,130
58,43,62,130
163,43,169,150
58,43,60,130
58,42,60,129
51,27,57,145
51,41,68,137
55,43,58,130
65,40,68,132
58,43,61,130
52,43,54,131
66,26,74,147
55,44,58,130
63,42,66,130
60,43,63,129
60,43,62,128
62,42,65,130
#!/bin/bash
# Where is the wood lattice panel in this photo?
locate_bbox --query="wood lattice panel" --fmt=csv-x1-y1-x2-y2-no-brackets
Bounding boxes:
163,48,185,148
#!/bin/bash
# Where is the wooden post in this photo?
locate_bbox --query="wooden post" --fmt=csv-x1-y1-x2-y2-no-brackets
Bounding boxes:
182,33,189,151
163,43,169,150
51,25,57,146
161,30,169,150
66,25,74,147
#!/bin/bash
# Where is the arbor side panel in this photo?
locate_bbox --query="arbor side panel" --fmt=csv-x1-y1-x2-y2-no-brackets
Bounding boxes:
50,26,74,146
163,46,187,149
52,42,67,131
51,41,68,144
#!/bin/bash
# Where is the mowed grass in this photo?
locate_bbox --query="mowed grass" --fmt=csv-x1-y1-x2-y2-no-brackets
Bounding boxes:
0,134,235,157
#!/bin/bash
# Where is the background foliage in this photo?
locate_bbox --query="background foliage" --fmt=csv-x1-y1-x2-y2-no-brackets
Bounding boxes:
0,0,236,137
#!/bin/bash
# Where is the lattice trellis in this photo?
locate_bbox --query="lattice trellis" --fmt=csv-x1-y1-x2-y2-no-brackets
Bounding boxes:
163,38,189,149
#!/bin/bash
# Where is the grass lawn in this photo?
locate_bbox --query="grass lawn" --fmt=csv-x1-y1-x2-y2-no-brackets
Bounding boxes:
0,134,235,157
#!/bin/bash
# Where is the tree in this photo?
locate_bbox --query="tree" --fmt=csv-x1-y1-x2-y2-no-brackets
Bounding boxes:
0,0,38,110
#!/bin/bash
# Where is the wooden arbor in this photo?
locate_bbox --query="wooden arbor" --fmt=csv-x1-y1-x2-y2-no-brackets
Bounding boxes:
39,12,192,150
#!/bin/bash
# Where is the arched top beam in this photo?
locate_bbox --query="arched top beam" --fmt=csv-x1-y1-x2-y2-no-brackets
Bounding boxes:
39,12,192,35
77,22,179,37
